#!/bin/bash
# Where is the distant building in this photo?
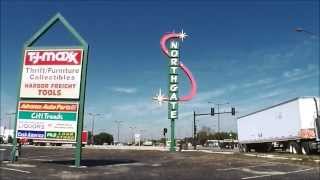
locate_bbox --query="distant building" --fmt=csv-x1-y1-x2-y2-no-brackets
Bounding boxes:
134,133,141,145
0,126,14,143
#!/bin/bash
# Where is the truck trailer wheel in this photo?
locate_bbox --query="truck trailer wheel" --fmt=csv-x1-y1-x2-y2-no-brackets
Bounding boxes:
289,141,301,154
240,144,249,152
301,142,311,155
265,143,274,152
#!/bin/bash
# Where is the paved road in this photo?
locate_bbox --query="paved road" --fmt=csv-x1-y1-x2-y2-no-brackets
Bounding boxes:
0,145,319,180
0,145,12,161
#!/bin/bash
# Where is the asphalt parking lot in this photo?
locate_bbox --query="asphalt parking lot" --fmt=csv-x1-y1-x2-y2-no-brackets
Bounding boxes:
0,145,319,180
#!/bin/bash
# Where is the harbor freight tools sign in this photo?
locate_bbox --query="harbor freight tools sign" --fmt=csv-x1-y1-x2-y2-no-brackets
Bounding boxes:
168,41,179,120
16,101,79,141
20,49,84,99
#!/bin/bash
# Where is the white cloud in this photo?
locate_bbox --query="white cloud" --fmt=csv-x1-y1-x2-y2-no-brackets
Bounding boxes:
243,78,274,88
282,64,319,81
283,68,302,78
111,87,138,94
255,89,286,100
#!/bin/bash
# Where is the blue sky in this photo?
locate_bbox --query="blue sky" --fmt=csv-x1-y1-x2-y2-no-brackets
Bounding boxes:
1,0,319,141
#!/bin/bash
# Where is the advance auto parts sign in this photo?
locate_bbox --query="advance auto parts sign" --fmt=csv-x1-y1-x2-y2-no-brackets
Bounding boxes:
20,49,84,99
16,101,79,142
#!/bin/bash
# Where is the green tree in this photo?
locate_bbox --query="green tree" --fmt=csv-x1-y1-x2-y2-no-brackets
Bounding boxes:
196,126,238,145
93,132,113,145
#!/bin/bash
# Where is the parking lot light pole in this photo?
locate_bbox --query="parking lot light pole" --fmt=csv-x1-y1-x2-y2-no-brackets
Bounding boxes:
114,120,123,143
6,112,16,130
129,126,136,144
139,129,146,146
88,113,101,145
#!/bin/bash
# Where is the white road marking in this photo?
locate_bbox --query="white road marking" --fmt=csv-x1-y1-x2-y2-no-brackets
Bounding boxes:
216,162,275,171
24,154,72,159
7,163,36,168
243,153,302,161
151,163,162,167
0,148,7,151
69,165,87,168
0,167,32,174
200,150,235,154
19,157,53,162
111,162,146,167
241,168,314,179
182,149,235,154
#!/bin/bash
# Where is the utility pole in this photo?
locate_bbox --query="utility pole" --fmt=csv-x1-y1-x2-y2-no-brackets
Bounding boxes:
218,105,220,132
88,113,101,145
114,120,123,142
193,111,197,150
139,129,146,146
193,104,236,150
6,113,16,130
129,126,136,145
208,102,229,133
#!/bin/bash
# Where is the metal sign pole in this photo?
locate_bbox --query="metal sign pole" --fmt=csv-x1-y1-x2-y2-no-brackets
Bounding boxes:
75,45,88,167
170,119,176,151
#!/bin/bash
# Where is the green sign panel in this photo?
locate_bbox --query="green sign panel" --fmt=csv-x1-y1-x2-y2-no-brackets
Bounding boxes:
168,40,179,120
46,131,76,140
18,111,77,121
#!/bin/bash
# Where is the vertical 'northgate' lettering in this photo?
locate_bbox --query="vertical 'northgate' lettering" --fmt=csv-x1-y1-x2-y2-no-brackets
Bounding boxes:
155,30,196,152
168,40,179,120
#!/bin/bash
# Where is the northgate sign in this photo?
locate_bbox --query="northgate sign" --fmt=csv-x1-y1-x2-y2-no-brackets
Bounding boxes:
153,31,197,151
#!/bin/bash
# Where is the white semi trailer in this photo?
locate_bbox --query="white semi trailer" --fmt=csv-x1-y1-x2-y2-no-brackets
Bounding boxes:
237,97,320,155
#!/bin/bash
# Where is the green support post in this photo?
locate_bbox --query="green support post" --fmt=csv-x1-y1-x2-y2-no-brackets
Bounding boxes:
170,119,176,151
75,45,89,167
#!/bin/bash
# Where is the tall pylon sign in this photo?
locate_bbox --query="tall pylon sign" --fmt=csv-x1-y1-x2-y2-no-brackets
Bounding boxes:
12,13,89,168
153,30,197,151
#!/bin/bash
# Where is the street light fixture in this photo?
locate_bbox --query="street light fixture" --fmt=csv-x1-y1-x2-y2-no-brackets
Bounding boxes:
294,27,318,37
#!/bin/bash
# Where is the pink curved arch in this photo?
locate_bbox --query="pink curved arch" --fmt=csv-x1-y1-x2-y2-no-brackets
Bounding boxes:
160,32,197,102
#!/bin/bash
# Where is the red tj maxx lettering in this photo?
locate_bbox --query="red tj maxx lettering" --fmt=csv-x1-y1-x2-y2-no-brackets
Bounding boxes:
24,49,83,65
